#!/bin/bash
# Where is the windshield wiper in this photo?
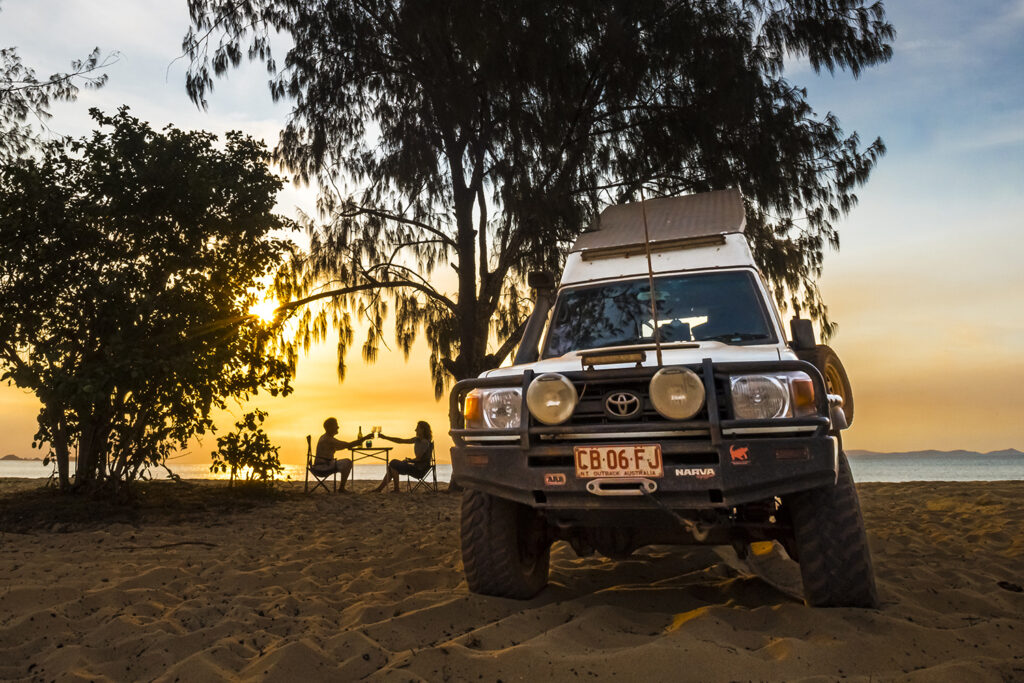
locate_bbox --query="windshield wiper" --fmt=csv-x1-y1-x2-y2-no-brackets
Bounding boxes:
699,332,768,344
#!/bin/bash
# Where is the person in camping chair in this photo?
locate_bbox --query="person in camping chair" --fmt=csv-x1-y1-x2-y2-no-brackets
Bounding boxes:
314,417,367,493
371,421,433,493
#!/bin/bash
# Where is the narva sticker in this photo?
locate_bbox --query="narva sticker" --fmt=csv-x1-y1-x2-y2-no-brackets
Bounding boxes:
675,467,716,480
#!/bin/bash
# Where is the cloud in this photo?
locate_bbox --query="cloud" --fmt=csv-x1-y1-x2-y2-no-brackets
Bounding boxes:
952,116,1024,151
999,0,1024,23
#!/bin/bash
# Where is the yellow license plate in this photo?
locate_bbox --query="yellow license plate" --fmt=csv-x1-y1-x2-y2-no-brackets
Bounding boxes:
573,444,663,478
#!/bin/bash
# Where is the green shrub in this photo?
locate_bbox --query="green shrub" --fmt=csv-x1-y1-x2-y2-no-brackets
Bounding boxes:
210,410,283,486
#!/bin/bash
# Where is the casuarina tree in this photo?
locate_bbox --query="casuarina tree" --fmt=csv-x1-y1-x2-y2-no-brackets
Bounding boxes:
0,108,295,493
184,0,894,394
0,0,117,162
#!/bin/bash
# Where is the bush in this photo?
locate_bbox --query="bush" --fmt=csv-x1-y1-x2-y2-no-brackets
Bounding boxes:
210,411,284,486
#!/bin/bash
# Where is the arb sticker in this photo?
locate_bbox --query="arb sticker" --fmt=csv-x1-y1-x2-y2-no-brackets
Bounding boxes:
544,473,567,486
730,445,750,464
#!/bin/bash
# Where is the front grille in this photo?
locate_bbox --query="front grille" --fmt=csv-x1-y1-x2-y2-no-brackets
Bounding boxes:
534,374,731,432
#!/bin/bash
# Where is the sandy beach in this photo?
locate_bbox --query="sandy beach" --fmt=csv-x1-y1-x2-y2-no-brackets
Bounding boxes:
1,479,1021,681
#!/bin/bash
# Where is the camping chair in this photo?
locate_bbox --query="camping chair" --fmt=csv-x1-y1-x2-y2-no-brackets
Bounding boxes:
304,434,337,493
405,442,438,492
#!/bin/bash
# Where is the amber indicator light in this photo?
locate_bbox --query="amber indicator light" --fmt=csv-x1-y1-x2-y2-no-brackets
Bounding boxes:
791,378,816,416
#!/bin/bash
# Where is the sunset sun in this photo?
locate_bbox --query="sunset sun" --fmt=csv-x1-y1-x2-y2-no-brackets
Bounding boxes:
249,299,278,323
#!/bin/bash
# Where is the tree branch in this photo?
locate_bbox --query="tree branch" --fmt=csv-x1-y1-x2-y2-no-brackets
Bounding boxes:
335,205,457,249
0,53,119,95
477,184,488,283
276,279,456,315
484,315,530,368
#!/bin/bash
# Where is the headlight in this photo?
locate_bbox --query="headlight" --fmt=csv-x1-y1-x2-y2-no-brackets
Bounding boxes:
731,375,788,419
526,373,578,425
649,367,705,420
485,389,522,429
730,374,808,419
464,388,522,429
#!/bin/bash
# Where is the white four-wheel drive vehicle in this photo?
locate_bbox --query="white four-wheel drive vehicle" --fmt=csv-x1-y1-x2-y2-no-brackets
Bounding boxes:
450,189,876,607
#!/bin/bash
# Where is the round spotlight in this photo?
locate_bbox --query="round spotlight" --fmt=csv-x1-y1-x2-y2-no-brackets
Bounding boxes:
649,366,705,420
730,375,788,419
526,373,578,425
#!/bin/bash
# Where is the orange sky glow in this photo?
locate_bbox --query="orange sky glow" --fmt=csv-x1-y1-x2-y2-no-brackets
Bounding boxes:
1,0,1022,469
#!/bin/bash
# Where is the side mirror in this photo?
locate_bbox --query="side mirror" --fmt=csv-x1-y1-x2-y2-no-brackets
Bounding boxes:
789,317,816,351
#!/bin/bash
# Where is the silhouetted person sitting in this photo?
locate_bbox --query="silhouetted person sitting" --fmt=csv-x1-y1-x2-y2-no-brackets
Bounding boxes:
371,421,433,492
314,417,366,492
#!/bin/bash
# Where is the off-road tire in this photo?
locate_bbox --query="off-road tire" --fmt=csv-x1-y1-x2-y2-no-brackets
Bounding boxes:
785,452,878,608
797,345,854,426
460,489,551,599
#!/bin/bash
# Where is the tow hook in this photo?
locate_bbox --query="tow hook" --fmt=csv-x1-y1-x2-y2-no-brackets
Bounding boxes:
640,488,710,542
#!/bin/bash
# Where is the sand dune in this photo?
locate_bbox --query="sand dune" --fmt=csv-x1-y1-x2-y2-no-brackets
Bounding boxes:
1,480,1022,681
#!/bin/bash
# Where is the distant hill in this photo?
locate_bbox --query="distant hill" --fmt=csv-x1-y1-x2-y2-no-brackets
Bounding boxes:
847,449,1024,459
2,454,42,461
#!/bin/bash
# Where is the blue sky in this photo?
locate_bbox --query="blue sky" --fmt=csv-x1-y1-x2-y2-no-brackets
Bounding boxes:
796,0,1024,451
1,0,1022,461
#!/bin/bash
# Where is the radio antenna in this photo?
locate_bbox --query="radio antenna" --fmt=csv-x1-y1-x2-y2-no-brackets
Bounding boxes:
639,186,663,367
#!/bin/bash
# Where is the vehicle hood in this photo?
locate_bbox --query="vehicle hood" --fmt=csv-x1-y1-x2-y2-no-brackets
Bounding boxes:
483,343,793,378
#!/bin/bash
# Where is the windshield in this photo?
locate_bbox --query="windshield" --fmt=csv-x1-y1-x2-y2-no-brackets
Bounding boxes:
542,270,775,358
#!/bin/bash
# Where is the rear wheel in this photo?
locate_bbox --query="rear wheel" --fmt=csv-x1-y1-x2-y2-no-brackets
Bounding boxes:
797,345,854,426
785,452,878,608
460,489,551,599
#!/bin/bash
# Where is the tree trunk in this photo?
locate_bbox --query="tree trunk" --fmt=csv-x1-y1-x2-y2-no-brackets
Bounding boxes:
76,418,98,487
75,406,113,489
49,412,71,491
453,184,481,381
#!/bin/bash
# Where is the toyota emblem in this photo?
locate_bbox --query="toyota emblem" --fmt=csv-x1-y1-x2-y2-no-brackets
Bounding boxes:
605,391,641,419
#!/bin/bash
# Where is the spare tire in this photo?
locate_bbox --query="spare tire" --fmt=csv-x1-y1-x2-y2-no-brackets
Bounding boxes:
796,345,854,427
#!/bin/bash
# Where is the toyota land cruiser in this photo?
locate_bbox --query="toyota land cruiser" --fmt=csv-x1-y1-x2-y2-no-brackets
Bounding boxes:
450,189,877,608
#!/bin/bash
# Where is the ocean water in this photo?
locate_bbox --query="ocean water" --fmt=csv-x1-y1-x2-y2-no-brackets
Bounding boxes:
1,455,1021,483
846,453,1024,483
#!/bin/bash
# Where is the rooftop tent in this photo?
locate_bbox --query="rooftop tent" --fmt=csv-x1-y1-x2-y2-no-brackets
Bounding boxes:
570,188,746,259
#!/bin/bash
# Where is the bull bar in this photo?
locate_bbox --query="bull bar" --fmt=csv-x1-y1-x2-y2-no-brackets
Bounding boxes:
449,358,839,512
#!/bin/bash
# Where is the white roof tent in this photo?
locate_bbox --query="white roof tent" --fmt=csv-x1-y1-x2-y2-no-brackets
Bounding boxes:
570,188,746,260
560,188,752,286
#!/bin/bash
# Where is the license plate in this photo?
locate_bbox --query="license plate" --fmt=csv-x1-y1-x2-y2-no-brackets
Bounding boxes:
573,444,663,478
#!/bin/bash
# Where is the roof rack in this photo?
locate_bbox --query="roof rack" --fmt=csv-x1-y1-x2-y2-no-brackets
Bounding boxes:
571,188,745,260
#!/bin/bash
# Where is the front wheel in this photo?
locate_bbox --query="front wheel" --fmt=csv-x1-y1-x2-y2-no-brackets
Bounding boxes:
460,489,551,599
784,452,878,608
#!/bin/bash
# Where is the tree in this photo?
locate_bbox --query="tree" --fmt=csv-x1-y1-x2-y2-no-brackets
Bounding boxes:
184,0,894,394
210,410,284,485
0,108,295,493
0,1,117,161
